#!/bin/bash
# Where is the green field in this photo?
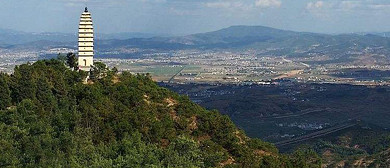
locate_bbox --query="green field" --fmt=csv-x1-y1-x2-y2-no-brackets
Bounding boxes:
146,66,184,75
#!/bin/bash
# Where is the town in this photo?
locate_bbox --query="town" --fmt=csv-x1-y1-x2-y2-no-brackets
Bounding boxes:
2,46,390,86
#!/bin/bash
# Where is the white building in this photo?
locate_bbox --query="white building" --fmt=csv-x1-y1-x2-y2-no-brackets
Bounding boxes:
78,7,94,71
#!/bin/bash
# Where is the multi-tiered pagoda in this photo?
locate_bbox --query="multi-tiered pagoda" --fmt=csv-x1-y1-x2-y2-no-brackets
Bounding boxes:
78,7,94,71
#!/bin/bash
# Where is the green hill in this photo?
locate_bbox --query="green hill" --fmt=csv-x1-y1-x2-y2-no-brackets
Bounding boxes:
0,59,321,167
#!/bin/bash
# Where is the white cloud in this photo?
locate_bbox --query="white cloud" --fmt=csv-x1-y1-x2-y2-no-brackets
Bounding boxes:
205,2,232,8
339,1,361,10
141,0,167,3
255,0,281,8
306,1,324,10
57,0,91,2
368,4,390,9
204,1,254,12
65,2,80,7
169,7,199,16
306,0,390,12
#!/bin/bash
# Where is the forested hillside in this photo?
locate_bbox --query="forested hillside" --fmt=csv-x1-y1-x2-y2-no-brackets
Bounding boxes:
0,58,321,167
304,123,390,167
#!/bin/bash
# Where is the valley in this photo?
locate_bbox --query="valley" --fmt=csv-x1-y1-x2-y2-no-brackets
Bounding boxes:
161,81,390,166
161,82,390,143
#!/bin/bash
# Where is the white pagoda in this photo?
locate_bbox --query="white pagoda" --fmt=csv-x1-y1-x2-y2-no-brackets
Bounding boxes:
78,7,94,71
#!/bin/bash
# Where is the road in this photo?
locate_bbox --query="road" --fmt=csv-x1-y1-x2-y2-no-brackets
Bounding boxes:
254,108,329,120
168,66,186,83
275,122,357,147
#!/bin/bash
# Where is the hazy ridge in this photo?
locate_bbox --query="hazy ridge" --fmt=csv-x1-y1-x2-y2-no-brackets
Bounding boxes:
3,26,390,58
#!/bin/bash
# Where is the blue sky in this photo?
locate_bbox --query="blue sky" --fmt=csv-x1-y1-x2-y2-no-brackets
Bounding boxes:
1,0,390,35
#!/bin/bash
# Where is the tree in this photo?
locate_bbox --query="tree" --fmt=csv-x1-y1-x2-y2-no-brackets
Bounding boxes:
111,67,118,74
90,62,108,81
162,136,204,168
11,64,37,103
66,52,77,70
57,53,67,64
36,76,57,112
290,148,322,168
0,74,11,110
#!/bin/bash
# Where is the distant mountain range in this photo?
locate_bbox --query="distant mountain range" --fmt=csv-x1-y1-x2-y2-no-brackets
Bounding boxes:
3,26,390,58
0,28,75,45
0,28,160,45
95,26,312,50
95,26,390,57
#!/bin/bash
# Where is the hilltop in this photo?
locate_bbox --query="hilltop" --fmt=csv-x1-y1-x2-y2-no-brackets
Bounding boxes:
0,59,321,167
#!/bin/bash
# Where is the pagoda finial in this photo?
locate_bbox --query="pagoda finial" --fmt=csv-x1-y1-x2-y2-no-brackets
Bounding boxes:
84,7,88,12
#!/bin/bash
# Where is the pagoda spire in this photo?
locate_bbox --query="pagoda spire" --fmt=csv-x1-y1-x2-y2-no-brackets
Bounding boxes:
84,7,88,12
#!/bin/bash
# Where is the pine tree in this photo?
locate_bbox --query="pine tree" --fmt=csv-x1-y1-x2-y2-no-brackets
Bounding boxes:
36,76,57,112
66,52,77,70
0,74,11,110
